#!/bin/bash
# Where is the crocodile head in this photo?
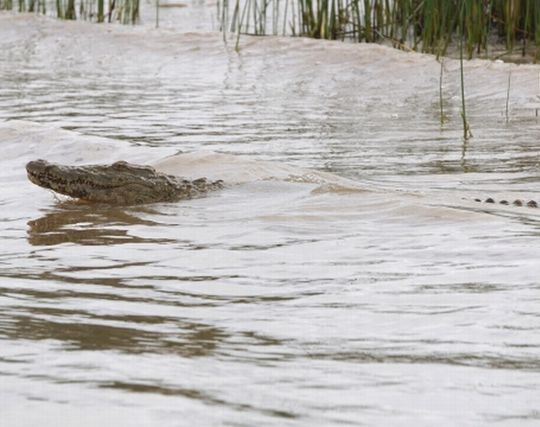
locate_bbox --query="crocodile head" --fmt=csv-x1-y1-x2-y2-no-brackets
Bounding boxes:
26,159,183,204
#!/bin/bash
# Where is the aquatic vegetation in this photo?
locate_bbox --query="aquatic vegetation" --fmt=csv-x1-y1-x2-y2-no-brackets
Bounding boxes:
458,1,471,139
3,0,539,62
3,0,538,136
216,0,540,136
220,0,540,62
0,0,140,23
0,0,46,13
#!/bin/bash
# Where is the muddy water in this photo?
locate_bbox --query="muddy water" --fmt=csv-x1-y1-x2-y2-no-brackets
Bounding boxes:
1,13,540,427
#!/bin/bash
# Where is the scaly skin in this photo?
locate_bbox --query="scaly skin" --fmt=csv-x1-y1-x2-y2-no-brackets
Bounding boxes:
26,159,224,205
474,198,538,208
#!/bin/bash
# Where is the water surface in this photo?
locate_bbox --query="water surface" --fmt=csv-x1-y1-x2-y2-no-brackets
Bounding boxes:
1,13,540,426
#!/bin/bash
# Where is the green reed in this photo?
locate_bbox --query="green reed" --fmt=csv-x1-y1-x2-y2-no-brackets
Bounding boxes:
438,56,444,126
458,1,471,139
219,0,540,62
0,0,45,12
0,0,139,23
505,68,511,122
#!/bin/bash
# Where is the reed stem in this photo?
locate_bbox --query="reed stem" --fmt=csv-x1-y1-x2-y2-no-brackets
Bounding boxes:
505,68,512,122
459,1,471,140
439,57,444,126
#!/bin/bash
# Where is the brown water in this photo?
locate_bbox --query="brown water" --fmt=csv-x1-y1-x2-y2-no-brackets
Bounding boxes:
1,12,540,427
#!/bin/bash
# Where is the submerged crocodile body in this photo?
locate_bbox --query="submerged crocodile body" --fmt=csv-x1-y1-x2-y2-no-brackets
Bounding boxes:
26,159,538,208
26,159,224,204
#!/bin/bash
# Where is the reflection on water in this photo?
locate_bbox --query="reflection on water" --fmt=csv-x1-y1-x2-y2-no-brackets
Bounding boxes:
1,13,540,427
27,202,168,246
2,311,228,356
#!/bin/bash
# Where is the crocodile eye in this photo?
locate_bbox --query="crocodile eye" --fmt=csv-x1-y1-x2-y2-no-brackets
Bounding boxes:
112,161,129,170
44,164,57,174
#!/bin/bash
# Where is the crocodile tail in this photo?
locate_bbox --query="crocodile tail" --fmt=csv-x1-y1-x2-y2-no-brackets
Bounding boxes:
474,198,538,208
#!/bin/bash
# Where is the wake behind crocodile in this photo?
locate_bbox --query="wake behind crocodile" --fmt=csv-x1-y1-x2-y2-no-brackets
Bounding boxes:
8,121,538,222
0,121,534,229
9,120,361,188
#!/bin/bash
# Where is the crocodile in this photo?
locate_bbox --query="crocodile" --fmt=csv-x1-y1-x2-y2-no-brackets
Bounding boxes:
26,159,224,204
26,159,538,208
